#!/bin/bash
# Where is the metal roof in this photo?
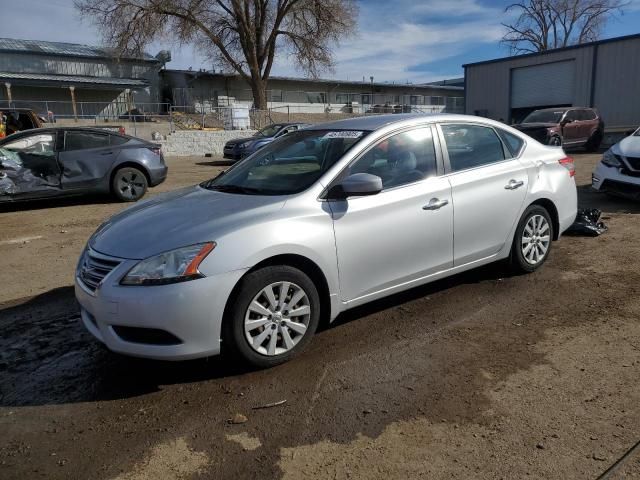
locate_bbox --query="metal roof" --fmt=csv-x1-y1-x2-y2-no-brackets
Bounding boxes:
0,72,150,88
163,70,464,91
0,37,158,62
463,32,640,68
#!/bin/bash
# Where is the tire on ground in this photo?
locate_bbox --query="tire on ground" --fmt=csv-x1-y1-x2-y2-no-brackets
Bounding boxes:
223,265,321,368
585,131,602,152
509,204,554,273
111,166,148,202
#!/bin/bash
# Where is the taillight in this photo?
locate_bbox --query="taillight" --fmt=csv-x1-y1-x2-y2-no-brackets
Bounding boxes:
148,147,161,156
559,156,575,177
119,127,126,135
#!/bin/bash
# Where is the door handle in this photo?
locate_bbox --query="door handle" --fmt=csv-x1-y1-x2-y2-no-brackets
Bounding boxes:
422,198,449,210
100,151,114,155
504,179,524,190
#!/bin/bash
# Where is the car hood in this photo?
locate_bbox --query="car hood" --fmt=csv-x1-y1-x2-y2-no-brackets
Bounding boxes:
89,185,286,259
513,122,558,130
613,135,640,157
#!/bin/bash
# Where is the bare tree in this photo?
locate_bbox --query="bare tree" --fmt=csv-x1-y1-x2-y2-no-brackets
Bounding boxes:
75,0,358,109
502,0,628,54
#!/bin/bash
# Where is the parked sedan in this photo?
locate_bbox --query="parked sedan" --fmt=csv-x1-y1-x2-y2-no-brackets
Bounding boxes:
76,114,577,368
0,128,167,202
592,127,640,199
223,123,308,160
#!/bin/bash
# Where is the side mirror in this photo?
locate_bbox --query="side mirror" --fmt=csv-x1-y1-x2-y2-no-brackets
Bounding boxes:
328,173,383,199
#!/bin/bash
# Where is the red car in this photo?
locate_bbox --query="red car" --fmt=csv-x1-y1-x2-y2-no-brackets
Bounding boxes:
513,107,604,151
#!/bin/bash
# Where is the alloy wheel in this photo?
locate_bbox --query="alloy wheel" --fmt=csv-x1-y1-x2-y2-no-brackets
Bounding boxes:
244,281,311,356
117,171,145,200
521,214,551,265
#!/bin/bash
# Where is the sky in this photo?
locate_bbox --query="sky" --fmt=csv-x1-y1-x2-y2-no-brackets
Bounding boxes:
4,0,640,84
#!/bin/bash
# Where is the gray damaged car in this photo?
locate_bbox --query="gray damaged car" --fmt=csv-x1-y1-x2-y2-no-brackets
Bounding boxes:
0,128,167,203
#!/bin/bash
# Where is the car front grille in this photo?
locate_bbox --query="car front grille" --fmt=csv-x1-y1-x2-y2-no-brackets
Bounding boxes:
624,156,640,171
79,249,121,293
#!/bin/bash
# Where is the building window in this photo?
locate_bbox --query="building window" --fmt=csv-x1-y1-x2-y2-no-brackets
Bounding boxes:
270,90,283,102
430,96,445,106
409,95,419,106
361,94,371,105
336,93,350,104
305,92,326,103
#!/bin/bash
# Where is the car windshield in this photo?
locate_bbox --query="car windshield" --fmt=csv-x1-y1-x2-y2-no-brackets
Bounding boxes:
522,110,565,124
201,129,369,195
255,124,285,137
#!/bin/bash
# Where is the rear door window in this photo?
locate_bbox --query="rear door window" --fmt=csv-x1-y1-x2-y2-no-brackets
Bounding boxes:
64,131,110,151
441,124,506,172
109,134,129,146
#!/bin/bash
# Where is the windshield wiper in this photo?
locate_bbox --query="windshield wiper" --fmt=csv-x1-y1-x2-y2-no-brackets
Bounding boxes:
206,184,264,195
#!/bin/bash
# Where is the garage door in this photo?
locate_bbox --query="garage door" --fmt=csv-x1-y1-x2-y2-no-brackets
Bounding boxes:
511,60,575,108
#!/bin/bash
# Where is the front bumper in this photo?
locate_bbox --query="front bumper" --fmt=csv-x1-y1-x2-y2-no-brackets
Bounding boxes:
75,256,247,360
223,145,246,160
592,161,640,199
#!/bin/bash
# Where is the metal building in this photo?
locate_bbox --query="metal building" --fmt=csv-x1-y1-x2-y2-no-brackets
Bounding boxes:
0,38,163,119
161,70,465,114
464,33,640,134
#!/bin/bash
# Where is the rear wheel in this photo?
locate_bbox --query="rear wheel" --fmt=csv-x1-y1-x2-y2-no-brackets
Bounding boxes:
548,135,562,147
510,205,554,273
223,265,320,368
585,131,602,152
111,167,148,202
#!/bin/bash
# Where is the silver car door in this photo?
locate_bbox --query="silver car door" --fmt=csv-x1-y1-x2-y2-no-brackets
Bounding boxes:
438,123,529,267
328,126,453,303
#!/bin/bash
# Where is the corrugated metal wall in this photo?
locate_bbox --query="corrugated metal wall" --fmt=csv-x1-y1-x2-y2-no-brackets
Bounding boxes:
465,46,596,122
0,52,155,79
466,37,640,128
593,37,640,128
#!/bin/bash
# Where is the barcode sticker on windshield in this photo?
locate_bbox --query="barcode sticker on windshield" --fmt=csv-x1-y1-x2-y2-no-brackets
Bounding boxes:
323,131,363,139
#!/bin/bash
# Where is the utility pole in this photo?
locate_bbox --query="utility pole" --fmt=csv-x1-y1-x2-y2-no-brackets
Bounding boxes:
369,76,374,104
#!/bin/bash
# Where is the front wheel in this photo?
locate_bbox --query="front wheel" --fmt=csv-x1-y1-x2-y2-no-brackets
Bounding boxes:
223,265,320,368
510,205,554,273
111,167,148,202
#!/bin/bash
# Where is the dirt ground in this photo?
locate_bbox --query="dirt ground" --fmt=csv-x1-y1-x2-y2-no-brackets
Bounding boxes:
1,154,639,479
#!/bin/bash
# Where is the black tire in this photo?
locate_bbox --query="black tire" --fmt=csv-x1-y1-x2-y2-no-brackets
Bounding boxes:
548,135,562,147
111,167,148,202
585,131,602,152
223,265,320,368
509,205,554,273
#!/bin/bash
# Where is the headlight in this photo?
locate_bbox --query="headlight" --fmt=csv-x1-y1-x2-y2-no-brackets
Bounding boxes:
239,141,253,149
602,150,622,168
121,242,215,286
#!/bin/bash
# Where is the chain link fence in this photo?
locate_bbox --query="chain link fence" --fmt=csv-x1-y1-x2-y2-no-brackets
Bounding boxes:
1,98,464,137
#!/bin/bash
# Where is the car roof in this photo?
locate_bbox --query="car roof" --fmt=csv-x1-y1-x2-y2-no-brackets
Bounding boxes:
305,113,479,131
0,126,142,144
0,108,35,113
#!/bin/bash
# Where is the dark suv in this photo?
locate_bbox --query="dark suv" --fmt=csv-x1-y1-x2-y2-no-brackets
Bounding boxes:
513,107,604,151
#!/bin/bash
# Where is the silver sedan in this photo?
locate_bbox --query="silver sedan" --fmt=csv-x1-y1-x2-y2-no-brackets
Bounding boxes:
75,114,577,368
